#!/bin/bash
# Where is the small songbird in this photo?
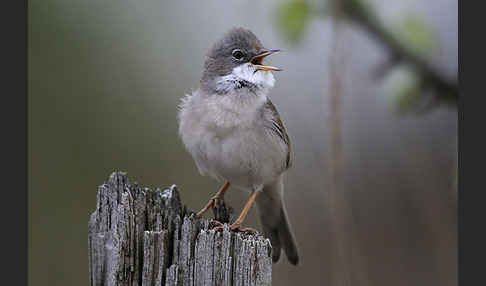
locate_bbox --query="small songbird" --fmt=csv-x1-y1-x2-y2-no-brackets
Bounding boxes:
178,27,299,265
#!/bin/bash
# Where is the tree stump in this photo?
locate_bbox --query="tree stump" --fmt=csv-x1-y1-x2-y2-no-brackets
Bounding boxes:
88,172,272,286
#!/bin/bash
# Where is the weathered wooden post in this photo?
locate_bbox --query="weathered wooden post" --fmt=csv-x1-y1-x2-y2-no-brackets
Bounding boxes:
88,172,272,286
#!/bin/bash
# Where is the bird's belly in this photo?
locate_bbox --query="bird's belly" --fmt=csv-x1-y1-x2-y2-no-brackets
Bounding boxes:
195,127,283,189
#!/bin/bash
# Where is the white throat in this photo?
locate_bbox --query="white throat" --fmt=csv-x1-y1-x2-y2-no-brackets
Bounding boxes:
214,63,275,95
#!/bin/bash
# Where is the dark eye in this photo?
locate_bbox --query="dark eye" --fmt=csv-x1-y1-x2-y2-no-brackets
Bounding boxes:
232,49,245,60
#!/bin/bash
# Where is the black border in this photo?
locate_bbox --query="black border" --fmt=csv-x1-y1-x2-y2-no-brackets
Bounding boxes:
1,0,27,285
459,0,485,285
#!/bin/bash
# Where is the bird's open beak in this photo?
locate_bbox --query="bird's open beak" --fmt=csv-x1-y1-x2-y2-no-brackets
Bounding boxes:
250,49,282,71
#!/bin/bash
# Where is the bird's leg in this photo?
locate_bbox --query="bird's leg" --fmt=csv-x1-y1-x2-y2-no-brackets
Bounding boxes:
196,181,231,217
223,190,259,233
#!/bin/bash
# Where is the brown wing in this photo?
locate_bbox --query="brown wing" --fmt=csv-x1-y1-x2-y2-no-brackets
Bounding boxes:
264,99,292,169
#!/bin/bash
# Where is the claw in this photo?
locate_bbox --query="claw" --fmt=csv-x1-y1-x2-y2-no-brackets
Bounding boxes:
230,223,258,234
209,221,257,234
211,220,224,227
210,220,225,232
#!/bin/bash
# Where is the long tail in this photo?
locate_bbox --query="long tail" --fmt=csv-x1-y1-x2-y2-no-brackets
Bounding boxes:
256,177,299,265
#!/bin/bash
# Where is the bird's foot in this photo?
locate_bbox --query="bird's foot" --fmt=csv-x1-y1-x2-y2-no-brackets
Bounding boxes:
210,220,225,231
210,221,257,234
229,223,258,234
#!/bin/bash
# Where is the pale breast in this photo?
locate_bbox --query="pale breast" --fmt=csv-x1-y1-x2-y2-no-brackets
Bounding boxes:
178,90,288,189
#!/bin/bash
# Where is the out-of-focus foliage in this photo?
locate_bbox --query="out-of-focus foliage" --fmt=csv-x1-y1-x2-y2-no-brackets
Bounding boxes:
276,0,369,45
385,14,437,113
276,0,454,113
391,13,436,57
384,65,422,113
276,0,311,44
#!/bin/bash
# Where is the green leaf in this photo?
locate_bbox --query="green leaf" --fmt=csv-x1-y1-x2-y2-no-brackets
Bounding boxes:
276,0,311,44
391,13,436,56
384,65,422,113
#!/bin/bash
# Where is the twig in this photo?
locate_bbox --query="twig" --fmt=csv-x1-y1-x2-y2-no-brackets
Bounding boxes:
338,0,458,107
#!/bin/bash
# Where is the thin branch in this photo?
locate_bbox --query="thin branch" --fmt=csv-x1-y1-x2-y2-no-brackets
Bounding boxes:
337,0,458,107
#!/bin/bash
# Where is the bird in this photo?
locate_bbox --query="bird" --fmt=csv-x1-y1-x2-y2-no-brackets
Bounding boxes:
177,27,299,265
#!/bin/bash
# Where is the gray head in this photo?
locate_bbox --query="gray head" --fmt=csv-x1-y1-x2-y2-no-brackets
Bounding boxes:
200,27,281,95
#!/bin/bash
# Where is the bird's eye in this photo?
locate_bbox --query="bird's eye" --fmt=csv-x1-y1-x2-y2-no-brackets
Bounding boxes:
232,49,245,60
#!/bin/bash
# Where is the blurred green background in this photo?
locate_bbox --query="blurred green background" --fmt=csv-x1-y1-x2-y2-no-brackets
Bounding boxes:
29,0,457,285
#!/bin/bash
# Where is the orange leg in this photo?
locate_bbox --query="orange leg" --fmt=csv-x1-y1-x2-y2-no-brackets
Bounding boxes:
228,190,259,233
196,181,231,217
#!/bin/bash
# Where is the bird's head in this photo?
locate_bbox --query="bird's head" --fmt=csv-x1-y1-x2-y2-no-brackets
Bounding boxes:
200,27,281,95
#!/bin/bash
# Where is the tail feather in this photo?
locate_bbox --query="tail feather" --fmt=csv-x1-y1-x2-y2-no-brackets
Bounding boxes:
277,206,299,265
261,219,282,263
256,178,299,265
